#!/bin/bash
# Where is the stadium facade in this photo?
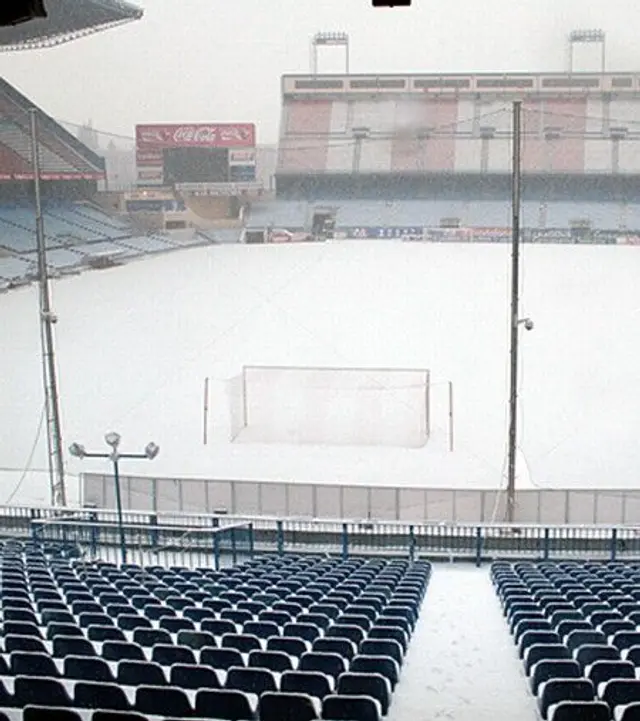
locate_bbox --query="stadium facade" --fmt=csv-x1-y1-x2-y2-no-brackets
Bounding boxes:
240,71,640,242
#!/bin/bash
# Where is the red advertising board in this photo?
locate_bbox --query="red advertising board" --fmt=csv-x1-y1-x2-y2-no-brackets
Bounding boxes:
136,123,255,149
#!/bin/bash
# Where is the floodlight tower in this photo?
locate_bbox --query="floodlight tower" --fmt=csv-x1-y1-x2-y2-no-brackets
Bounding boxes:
310,32,350,75
567,29,606,73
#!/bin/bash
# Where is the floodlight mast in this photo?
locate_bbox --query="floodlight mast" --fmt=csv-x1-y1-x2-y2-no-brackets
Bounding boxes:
310,32,349,75
567,29,606,74
31,108,66,507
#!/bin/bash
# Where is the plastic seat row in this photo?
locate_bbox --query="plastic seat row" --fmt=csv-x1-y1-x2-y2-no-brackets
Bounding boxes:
492,561,640,721
0,547,431,720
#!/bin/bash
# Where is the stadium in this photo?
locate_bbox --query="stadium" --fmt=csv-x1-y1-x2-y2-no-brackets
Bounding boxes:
2,2,640,721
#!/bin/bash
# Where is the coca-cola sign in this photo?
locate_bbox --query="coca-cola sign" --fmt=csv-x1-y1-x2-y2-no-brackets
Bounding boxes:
136,123,255,149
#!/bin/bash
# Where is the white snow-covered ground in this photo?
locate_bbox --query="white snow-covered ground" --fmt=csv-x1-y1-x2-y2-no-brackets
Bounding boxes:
388,565,539,721
2,240,640,506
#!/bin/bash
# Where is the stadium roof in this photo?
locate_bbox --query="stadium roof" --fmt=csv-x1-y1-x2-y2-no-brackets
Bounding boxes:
0,0,143,51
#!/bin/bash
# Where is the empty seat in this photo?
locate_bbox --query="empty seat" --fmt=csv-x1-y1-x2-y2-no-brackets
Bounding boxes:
267,636,309,659
618,703,640,721
259,691,319,721
336,672,390,715
538,679,595,720
47,623,83,640
284,622,322,643
549,700,609,721
248,649,294,672
133,627,172,647
313,637,357,661
64,655,115,682
351,654,399,689
135,685,193,717
520,631,561,658
91,712,146,721
11,651,60,677
574,645,620,671
587,659,635,687
300,652,347,681
201,647,244,670
102,640,146,662
359,639,403,667
226,666,277,695
367,625,407,653
87,623,126,641
202,619,237,637
195,688,255,720
566,631,608,654
524,644,571,675
244,621,280,640
322,693,381,721
23,708,82,721
600,678,640,711
613,632,640,652
151,644,196,666
4,634,47,656
117,659,167,686
14,675,73,708
531,659,581,694
159,616,195,634
116,614,151,632
177,630,216,650
170,663,222,690
281,670,333,699
52,635,96,658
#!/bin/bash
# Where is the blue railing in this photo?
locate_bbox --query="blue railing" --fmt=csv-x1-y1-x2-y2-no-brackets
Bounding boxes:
11,505,640,567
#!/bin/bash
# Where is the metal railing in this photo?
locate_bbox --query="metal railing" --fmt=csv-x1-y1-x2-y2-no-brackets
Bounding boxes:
1,505,637,567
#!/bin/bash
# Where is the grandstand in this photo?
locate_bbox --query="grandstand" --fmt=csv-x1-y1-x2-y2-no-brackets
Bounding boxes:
0,0,143,51
0,77,212,292
245,71,640,243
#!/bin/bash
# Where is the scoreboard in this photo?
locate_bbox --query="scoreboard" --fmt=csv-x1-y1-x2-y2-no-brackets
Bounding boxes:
136,123,256,187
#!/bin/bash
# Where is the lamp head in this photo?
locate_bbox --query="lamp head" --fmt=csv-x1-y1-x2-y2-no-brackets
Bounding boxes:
144,442,159,460
68,442,86,459
104,431,121,449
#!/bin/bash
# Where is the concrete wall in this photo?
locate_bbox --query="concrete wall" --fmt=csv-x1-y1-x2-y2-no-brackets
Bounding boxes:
82,473,640,525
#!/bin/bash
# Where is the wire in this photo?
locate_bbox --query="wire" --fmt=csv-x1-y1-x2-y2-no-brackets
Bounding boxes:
5,404,46,505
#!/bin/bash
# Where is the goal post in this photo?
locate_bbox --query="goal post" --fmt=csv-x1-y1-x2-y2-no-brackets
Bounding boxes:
228,365,431,448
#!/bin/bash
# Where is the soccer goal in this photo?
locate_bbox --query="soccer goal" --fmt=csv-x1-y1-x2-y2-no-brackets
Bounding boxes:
228,365,431,448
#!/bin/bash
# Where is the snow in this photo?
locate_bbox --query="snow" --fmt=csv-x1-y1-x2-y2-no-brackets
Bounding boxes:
2,240,640,506
388,565,539,721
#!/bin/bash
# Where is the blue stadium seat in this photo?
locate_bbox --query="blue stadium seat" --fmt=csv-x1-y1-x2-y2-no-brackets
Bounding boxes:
195,688,255,720
549,700,610,721
102,640,145,661
14,675,73,708
134,685,193,717
116,659,167,686
322,693,381,721
248,649,294,672
170,663,222,690
151,644,196,666
226,666,277,695
281,670,333,699
538,678,595,720
201,647,245,670
259,691,320,721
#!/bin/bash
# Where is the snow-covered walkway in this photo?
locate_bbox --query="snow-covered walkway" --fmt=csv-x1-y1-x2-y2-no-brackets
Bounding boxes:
388,565,539,721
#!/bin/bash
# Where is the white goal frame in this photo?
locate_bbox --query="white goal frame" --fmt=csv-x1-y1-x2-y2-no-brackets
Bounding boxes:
230,364,431,445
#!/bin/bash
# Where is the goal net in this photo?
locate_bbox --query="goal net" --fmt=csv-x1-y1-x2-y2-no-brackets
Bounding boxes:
228,365,430,448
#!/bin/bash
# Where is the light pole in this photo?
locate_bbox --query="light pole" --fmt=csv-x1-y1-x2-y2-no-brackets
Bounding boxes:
69,432,159,565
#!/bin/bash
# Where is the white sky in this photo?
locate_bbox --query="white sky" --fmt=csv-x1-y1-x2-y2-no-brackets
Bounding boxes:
2,0,640,144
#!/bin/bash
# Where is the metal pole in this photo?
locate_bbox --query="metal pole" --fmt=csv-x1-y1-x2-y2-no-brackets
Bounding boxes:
448,381,454,453
112,457,127,565
203,377,209,445
30,108,67,507
506,101,522,523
